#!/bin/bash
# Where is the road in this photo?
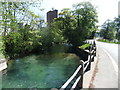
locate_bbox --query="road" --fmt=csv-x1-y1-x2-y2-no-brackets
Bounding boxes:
88,40,119,88
88,40,119,70
96,41,119,66
96,41,119,89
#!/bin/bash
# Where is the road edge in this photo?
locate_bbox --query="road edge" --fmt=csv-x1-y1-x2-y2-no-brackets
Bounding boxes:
83,47,99,88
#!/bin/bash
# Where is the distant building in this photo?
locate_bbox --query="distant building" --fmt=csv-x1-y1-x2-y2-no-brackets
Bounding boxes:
118,2,120,22
47,10,58,23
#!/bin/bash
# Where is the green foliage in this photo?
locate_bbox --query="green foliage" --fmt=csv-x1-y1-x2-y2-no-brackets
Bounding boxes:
0,1,98,59
2,28,43,59
55,2,98,46
50,21,65,44
79,43,91,49
0,36,5,58
114,16,120,40
0,2,45,59
97,39,120,44
73,2,98,38
100,20,116,40
100,16,120,41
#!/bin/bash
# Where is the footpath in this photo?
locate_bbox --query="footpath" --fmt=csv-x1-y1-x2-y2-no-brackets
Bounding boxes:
83,44,118,89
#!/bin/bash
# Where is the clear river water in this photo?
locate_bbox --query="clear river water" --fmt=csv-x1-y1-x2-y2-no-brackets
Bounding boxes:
2,45,80,88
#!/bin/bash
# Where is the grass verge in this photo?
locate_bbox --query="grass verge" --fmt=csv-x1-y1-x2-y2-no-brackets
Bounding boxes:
79,43,91,50
97,39,120,44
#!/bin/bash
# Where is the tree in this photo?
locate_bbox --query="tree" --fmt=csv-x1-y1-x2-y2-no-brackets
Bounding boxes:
58,8,77,45
73,2,98,40
100,20,116,40
0,2,44,59
56,2,98,47
0,2,30,36
114,16,120,40
0,1,99,59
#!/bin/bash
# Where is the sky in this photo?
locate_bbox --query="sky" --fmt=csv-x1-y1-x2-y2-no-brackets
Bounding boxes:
32,0,119,26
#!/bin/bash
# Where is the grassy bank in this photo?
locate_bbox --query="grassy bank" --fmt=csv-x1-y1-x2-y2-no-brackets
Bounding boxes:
97,39,120,44
79,43,91,50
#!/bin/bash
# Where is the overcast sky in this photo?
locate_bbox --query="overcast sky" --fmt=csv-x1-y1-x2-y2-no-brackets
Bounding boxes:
32,0,119,26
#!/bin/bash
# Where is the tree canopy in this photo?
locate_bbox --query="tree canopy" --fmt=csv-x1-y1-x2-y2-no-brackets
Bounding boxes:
0,1,98,59
55,2,98,46
100,16,120,41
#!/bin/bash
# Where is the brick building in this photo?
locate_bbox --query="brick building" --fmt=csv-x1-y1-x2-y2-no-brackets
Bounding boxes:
47,10,58,23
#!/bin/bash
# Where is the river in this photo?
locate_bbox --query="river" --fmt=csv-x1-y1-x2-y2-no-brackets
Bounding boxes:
2,45,81,88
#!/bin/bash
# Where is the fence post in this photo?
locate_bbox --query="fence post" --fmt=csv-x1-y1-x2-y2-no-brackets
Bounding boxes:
84,50,91,72
89,44,94,62
94,44,96,56
76,60,84,89
93,40,96,46
92,41,96,57
88,51,92,71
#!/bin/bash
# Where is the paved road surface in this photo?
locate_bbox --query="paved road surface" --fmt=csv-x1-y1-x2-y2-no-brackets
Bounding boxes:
88,40,119,88
88,40,119,70
96,41,119,89
96,41,119,65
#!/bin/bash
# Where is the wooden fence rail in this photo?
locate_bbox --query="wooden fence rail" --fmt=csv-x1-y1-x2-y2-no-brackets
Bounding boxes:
60,40,96,90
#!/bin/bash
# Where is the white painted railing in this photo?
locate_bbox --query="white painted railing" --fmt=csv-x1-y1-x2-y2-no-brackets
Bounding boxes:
60,40,96,89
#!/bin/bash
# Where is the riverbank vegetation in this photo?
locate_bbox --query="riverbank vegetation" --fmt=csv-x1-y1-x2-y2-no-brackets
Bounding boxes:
79,43,91,50
0,2,98,59
97,39,120,44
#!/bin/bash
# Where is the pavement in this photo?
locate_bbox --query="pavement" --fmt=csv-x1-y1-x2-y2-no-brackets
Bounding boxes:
96,41,119,66
90,46,118,88
83,40,119,89
83,54,98,88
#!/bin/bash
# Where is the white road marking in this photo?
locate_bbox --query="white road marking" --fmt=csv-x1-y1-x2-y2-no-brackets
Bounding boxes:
103,49,118,76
